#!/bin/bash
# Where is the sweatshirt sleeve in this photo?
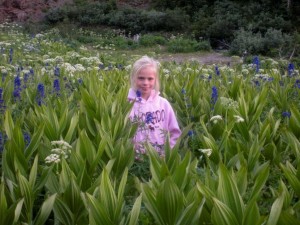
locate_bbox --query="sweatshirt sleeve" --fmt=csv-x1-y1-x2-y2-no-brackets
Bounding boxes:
165,101,181,148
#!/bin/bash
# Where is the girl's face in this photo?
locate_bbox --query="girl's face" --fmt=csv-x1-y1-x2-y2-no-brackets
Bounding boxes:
136,66,156,100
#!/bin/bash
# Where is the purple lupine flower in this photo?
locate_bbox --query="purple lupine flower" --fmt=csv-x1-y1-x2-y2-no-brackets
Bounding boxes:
24,72,30,85
14,75,21,89
53,79,60,96
23,132,31,147
2,70,7,82
279,80,284,86
145,112,153,124
99,63,105,70
30,68,34,75
0,131,4,153
215,66,220,76
13,76,22,101
253,56,260,73
188,130,194,137
288,63,295,76
282,111,291,119
136,90,142,102
54,66,60,76
253,80,260,86
78,78,83,85
295,79,300,89
117,64,123,70
211,86,218,107
181,88,186,95
0,88,5,114
36,83,45,106
9,48,13,64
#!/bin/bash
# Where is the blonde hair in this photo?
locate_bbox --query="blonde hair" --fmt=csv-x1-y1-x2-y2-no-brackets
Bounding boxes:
130,56,160,92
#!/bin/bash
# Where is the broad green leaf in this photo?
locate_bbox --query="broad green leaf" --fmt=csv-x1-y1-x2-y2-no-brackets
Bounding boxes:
266,189,285,225
64,113,79,143
211,198,239,225
24,124,44,159
280,162,300,197
243,199,260,225
99,169,118,219
17,173,33,219
4,110,14,139
156,177,184,224
217,164,245,223
176,195,205,225
142,184,165,225
53,198,73,225
84,193,113,225
250,162,270,200
14,198,24,224
29,155,38,189
127,194,142,225
33,194,57,225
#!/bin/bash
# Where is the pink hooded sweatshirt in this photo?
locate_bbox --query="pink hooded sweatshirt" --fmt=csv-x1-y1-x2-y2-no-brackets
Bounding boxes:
128,88,181,154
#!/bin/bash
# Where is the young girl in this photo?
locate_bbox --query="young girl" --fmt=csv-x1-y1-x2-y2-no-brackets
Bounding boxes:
128,56,181,156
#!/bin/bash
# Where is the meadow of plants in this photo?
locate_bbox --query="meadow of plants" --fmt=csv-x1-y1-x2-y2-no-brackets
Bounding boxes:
1,22,300,225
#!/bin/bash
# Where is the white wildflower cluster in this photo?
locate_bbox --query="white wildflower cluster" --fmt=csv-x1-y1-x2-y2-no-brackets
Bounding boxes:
253,73,273,81
175,66,182,73
234,115,245,123
123,64,131,71
201,73,211,80
0,66,8,74
40,67,54,76
35,33,44,39
242,69,249,75
0,41,12,47
162,68,170,78
80,56,101,66
55,56,64,64
210,115,223,124
61,62,76,74
186,67,193,73
265,58,278,66
199,148,212,157
74,64,86,72
271,69,280,74
66,51,80,60
45,154,60,164
43,58,55,65
231,55,241,62
79,46,88,51
45,140,72,164
220,97,238,110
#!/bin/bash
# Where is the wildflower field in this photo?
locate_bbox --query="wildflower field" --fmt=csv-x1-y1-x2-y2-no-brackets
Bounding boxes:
1,22,300,225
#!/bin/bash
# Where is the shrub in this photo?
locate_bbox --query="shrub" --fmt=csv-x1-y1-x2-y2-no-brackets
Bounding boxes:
163,8,189,31
141,10,167,31
229,29,264,55
263,28,293,57
77,2,115,25
139,34,167,47
230,28,295,57
167,37,207,53
45,8,67,24
107,9,144,34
